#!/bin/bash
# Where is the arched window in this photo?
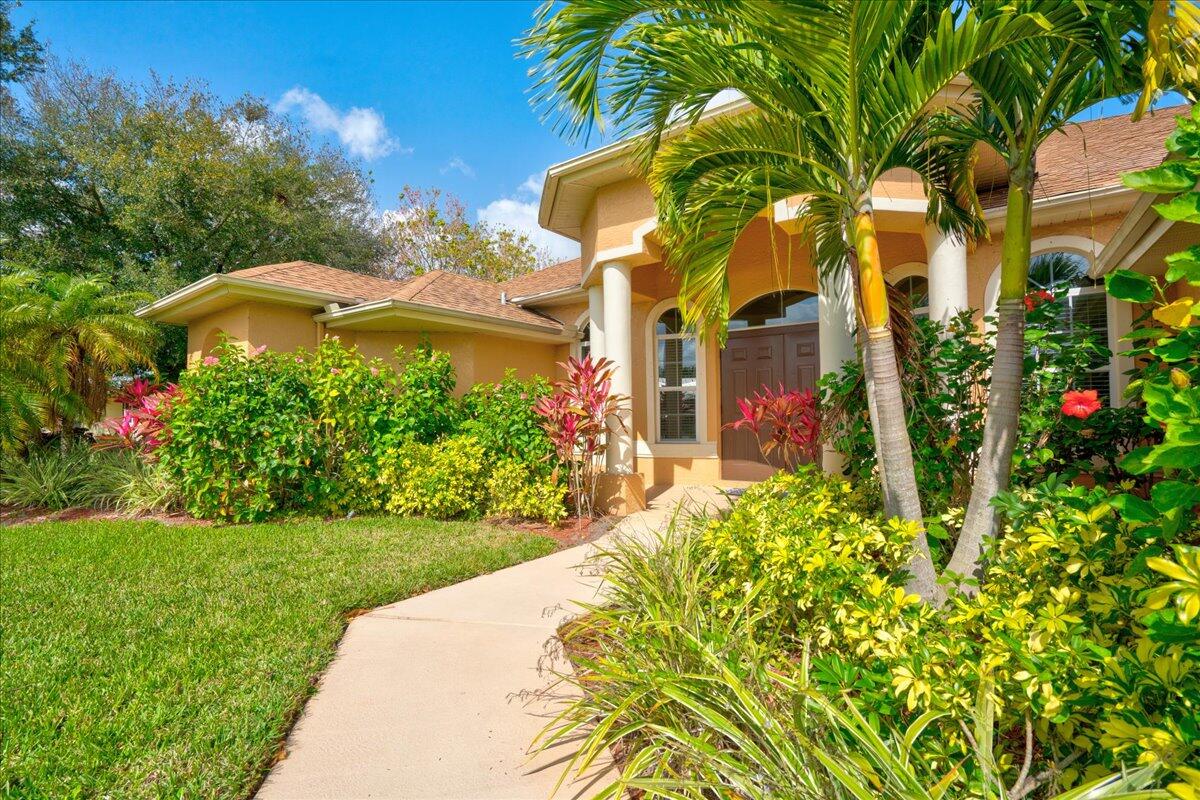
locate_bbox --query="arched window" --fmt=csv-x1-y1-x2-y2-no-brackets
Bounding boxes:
655,307,698,441
893,275,930,319
1028,251,1110,399
728,290,818,330
574,313,592,361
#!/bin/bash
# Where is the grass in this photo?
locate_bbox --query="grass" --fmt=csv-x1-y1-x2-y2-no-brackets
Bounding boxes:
0,516,557,799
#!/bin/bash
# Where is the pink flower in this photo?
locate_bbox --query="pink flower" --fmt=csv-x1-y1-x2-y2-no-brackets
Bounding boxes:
369,366,380,376
202,356,219,366
1061,389,1102,419
295,356,304,363
252,344,268,356
330,368,340,375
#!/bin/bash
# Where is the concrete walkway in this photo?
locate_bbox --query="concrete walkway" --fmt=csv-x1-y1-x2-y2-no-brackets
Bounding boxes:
256,485,730,800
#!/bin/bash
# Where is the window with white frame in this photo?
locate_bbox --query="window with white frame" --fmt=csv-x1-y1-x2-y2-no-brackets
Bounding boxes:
893,275,930,319
576,315,592,361
655,307,698,441
1029,251,1110,400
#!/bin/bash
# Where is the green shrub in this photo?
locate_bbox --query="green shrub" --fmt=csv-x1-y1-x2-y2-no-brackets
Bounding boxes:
392,342,459,444
485,460,566,523
460,370,554,470
160,341,321,523
381,435,489,519
0,445,138,511
305,338,400,513
114,459,181,515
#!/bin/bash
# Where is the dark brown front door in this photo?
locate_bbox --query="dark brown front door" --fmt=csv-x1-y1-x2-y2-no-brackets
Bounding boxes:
719,323,820,481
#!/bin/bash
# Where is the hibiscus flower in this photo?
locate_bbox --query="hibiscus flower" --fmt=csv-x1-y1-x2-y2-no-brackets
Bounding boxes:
1061,389,1102,419
1024,289,1055,311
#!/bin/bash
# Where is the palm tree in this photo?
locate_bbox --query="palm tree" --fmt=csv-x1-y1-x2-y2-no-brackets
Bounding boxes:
523,0,1066,602
0,272,55,451
32,273,158,445
937,3,1141,583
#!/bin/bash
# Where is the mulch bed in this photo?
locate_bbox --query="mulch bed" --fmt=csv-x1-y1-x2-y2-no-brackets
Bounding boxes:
0,506,204,527
497,513,618,548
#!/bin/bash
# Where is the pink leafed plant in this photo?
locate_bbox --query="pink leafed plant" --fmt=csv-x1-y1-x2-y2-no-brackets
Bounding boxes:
723,383,820,471
534,355,626,519
96,382,180,457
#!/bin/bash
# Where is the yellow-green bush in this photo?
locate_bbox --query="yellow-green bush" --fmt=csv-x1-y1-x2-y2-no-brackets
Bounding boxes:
381,435,489,519
485,460,567,524
701,469,1199,788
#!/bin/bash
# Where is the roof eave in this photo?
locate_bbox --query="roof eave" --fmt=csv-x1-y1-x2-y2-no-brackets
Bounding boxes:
315,298,573,343
136,274,358,324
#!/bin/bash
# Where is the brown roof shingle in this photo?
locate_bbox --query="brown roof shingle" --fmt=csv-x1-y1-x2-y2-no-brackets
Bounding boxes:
387,271,564,331
976,107,1185,208
500,258,583,299
226,261,401,301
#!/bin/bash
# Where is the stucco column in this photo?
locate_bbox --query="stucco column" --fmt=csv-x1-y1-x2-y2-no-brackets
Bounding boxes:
601,261,634,474
818,265,858,473
923,223,969,326
587,283,606,360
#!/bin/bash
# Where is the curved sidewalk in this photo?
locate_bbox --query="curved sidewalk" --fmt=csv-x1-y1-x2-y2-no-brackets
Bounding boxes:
256,485,728,800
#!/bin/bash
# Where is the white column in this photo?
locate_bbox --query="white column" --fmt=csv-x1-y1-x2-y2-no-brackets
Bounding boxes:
601,261,634,474
818,265,858,473
587,283,606,360
923,223,970,326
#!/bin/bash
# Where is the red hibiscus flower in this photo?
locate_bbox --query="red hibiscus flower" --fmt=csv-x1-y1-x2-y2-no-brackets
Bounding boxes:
1061,389,1102,419
1024,289,1055,311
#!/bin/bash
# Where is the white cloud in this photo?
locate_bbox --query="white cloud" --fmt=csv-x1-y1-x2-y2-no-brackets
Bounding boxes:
276,87,407,160
440,156,475,178
478,172,580,262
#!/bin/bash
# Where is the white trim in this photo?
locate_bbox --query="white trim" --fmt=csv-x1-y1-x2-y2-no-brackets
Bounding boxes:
886,261,929,282
571,309,590,360
507,285,588,306
136,274,359,322
644,297,711,450
315,298,573,343
635,439,718,459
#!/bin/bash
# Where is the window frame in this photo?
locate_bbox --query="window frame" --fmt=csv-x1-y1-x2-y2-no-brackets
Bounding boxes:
644,299,708,448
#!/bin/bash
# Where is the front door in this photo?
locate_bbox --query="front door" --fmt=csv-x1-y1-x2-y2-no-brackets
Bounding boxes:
719,322,820,481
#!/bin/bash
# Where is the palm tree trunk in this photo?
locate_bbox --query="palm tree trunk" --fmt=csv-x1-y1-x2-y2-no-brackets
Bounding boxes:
851,210,944,605
947,163,1034,585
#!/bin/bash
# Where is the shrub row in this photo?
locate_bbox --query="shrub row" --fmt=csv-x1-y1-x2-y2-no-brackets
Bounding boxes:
157,337,563,524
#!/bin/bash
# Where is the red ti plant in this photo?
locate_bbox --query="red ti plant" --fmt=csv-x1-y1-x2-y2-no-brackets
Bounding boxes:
534,355,626,518
723,384,820,471
96,380,180,457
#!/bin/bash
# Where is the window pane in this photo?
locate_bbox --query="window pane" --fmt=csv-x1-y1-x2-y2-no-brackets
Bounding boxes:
1029,251,1097,291
656,308,684,335
579,317,591,361
1064,292,1109,370
729,290,818,328
1076,369,1111,403
895,276,929,309
659,389,696,440
657,338,696,388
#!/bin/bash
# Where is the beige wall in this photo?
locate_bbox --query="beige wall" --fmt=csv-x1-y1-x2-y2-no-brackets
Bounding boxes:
187,303,253,365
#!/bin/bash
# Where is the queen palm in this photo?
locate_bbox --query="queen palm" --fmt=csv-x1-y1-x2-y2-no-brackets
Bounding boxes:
524,0,1069,602
937,4,1142,582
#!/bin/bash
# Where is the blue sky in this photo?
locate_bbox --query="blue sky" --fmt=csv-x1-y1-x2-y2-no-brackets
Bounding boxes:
12,2,1184,265
13,1,587,260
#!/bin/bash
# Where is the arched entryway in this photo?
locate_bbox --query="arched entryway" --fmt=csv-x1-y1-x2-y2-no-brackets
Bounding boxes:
720,290,820,480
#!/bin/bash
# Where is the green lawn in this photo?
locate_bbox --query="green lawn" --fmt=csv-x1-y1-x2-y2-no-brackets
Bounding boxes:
0,516,556,799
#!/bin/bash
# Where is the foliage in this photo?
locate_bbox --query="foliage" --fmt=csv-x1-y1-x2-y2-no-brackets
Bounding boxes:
304,338,400,514
820,309,1153,517
112,458,181,516
159,340,322,523
459,369,555,470
1107,106,1200,536
0,1,43,113
380,185,553,282
534,355,624,519
1,515,554,798
723,384,821,470
0,270,158,450
391,342,460,444
3,57,391,375
381,435,490,520
95,380,178,455
485,460,566,524
541,492,1181,799
0,444,139,510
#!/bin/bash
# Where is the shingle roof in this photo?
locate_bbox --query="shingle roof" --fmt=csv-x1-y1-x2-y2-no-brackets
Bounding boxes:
223,261,564,332
500,258,583,299
225,261,402,301
387,270,564,331
976,106,1185,209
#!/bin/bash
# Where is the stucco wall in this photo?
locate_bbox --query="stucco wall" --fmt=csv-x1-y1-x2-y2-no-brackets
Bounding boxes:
186,303,253,365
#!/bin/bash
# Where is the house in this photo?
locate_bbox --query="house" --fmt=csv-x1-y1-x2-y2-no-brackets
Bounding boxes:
139,100,1197,511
